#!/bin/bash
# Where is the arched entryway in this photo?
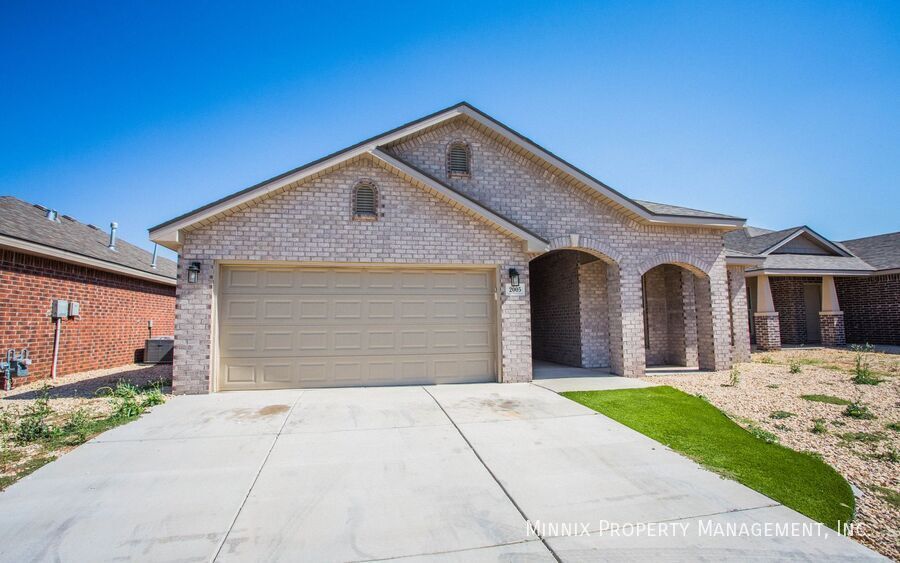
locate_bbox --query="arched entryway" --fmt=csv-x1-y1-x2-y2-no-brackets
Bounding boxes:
528,242,619,372
639,262,718,371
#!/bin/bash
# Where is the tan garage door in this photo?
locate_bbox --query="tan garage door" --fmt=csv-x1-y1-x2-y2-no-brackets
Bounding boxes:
217,265,498,390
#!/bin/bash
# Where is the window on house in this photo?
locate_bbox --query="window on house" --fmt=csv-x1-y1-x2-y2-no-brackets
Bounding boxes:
353,182,378,219
447,142,471,177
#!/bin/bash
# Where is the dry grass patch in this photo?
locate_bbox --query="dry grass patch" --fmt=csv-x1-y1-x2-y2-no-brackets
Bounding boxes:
0,364,172,490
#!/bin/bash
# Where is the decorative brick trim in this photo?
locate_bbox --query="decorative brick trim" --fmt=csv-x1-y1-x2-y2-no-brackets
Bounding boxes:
637,251,712,276
546,234,623,264
753,312,781,351
819,311,846,347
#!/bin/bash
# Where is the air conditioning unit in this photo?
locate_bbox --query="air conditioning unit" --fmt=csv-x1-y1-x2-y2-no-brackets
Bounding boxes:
144,337,174,364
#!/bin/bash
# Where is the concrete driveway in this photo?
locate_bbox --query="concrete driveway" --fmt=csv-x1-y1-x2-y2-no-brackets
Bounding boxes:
0,383,882,561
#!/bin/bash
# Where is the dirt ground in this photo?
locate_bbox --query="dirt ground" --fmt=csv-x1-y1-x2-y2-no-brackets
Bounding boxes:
0,363,173,489
642,347,899,560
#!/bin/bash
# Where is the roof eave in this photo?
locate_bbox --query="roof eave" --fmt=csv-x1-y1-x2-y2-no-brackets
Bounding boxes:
0,234,176,286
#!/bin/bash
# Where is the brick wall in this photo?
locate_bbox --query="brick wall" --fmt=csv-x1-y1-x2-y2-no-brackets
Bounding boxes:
529,251,581,366
579,259,610,367
177,157,533,393
836,274,900,345
770,276,820,344
0,249,175,385
388,118,734,375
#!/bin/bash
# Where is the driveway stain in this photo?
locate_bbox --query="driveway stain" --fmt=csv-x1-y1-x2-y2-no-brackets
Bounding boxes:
225,405,290,420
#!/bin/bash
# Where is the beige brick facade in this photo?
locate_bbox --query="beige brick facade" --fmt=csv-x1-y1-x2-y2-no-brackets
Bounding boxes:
170,114,741,393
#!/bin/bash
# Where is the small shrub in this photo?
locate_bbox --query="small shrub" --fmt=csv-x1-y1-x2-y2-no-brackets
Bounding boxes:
112,396,143,419
57,409,92,445
0,411,14,434
14,387,53,444
840,431,885,443
789,361,801,374
801,394,851,405
770,411,795,420
843,402,876,420
725,367,740,387
850,343,881,385
886,422,900,432
811,419,827,434
877,449,899,463
141,387,165,408
757,356,774,364
766,384,779,389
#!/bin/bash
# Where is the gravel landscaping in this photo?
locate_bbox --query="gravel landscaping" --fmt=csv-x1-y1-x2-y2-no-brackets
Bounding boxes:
642,347,899,560
0,364,173,490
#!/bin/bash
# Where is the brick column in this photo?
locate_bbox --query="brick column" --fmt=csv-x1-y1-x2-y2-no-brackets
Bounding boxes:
819,312,845,347
501,263,533,382
681,269,699,366
728,266,751,362
819,275,845,347
754,313,782,351
753,274,781,351
607,265,645,377
695,259,733,371
578,260,609,368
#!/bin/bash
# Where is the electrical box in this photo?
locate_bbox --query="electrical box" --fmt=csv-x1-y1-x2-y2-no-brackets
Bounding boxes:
69,301,80,317
50,299,69,318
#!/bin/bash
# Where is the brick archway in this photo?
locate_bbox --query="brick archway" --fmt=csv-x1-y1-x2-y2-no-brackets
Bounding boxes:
637,251,711,277
545,234,622,265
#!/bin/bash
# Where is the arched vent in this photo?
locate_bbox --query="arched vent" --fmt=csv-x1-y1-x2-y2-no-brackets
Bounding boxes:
447,142,471,177
353,182,378,219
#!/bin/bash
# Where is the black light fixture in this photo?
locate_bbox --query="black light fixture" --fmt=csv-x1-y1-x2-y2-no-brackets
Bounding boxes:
508,268,520,288
187,262,201,284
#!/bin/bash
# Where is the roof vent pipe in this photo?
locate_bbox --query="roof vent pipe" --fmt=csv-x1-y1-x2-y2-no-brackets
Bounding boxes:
150,243,158,269
46,209,58,221
108,222,118,251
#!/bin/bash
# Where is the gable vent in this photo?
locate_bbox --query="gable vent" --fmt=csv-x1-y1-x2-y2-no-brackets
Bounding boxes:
448,143,470,176
353,183,378,218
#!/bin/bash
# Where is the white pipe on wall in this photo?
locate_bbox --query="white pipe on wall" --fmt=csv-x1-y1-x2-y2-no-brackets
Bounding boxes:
50,317,61,379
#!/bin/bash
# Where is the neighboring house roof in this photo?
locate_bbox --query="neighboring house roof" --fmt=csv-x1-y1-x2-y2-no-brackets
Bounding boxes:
633,200,742,221
841,232,900,272
150,102,744,251
724,224,896,276
0,196,176,285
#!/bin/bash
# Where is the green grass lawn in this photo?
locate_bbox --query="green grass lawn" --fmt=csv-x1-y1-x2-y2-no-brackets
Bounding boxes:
563,386,854,530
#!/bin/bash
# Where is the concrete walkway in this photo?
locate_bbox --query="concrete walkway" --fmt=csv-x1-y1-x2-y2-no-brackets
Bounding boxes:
0,383,883,561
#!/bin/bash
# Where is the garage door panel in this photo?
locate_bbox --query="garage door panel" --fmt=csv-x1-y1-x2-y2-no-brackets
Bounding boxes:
221,324,491,357
219,354,495,390
218,266,497,390
220,294,494,325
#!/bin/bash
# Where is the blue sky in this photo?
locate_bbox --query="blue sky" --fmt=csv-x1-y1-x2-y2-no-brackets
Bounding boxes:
2,1,898,260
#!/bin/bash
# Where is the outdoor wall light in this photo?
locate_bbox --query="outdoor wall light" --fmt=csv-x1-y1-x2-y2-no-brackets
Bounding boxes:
508,268,521,287
187,262,201,284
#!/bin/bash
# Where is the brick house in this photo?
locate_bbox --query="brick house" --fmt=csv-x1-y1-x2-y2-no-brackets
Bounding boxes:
151,102,755,394
0,196,176,385
725,226,899,349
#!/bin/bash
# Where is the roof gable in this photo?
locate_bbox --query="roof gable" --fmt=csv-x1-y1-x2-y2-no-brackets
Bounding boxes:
150,102,744,250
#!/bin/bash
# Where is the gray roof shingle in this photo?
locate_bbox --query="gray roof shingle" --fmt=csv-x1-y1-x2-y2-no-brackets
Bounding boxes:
0,196,176,280
724,226,803,255
633,200,743,220
840,232,900,271
749,254,874,273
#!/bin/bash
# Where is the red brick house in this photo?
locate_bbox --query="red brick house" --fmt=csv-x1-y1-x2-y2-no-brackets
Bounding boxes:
0,196,176,386
725,226,899,348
